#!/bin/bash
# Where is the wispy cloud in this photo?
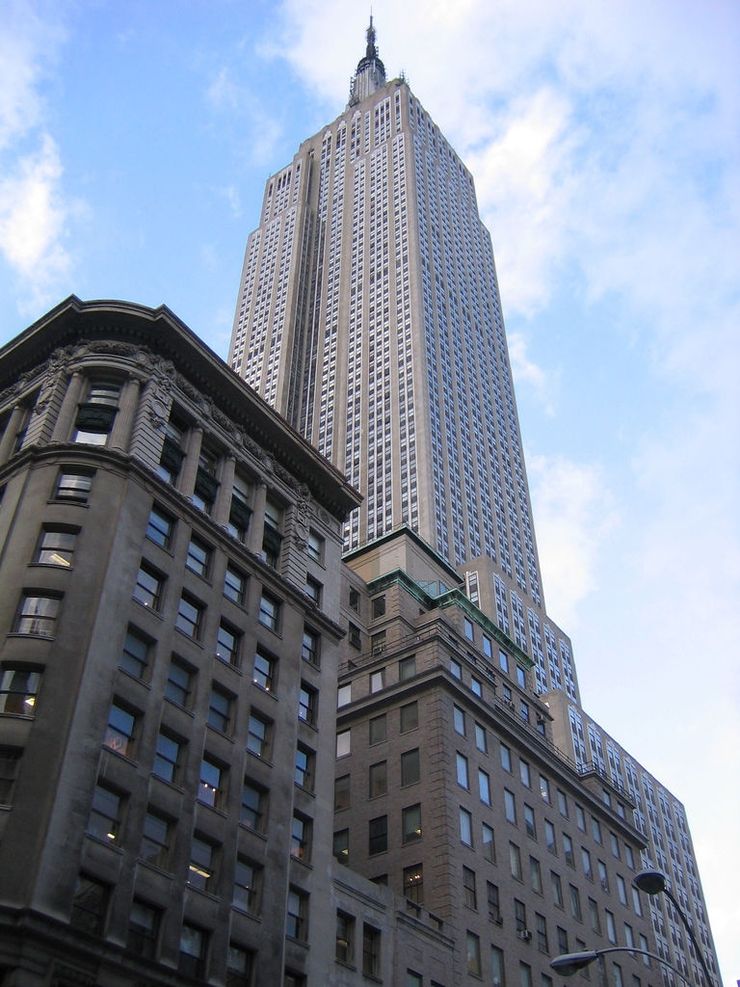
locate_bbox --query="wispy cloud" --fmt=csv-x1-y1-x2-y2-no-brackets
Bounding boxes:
0,2,76,314
205,65,283,167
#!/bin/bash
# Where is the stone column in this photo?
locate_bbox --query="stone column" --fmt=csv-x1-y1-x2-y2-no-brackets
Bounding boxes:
179,426,203,498
0,406,25,464
248,482,267,554
213,455,235,526
109,378,141,452
50,372,85,442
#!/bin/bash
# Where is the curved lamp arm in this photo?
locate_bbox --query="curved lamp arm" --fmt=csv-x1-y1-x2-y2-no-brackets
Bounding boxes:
551,946,691,985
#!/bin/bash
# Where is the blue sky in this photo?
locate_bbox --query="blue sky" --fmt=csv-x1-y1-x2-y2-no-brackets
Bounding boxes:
1,1,739,980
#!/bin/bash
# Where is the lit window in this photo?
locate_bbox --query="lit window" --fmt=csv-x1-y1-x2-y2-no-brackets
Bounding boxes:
333,828,349,863
0,667,42,715
252,649,275,691
104,702,137,758
133,564,163,611
87,782,123,843
188,834,217,891
216,622,241,667
35,527,77,567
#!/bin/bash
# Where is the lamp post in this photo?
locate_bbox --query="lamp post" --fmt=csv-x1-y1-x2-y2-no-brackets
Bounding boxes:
632,869,714,987
551,946,691,985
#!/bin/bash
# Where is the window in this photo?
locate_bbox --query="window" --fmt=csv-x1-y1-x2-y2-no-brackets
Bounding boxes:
557,789,568,817
500,743,512,772
302,627,320,666
366,714,387,746
188,834,217,891
402,803,422,843
362,925,380,977
581,847,593,880
369,815,388,854
55,468,93,502
519,963,533,987
516,664,526,688
104,702,137,758
482,822,496,862
569,884,583,922
530,856,543,893
146,506,175,548
207,686,232,734
557,926,569,953
119,627,150,680
463,866,477,908
371,631,386,655
307,529,323,562
35,526,77,567
450,658,462,679
0,667,41,715
509,841,522,880
128,900,160,958
589,897,602,934
475,722,487,752
369,760,387,798
291,813,311,862
536,912,549,952
246,712,272,760
87,782,123,843
298,682,317,726
71,875,108,935
520,759,531,787
176,594,203,639
606,909,617,943
460,807,473,845
333,828,349,863
192,446,219,514
479,769,491,805
616,873,628,905
598,859,609,892
348,622,361,648
372,595,386,618
228,476,252,540
233,856,261,913
453,705,466,735
199,755,225,808
551,870,564,907
165,657,193,706
133,564,164,611
401,748,420,787
539,775,551,803
471,676,482,697
258,592,280,631
186,536,211,578
632,886,643,916
294,743,314,789
400,702,418,732
252,649,275,692
334,773,350,810
467,931,482,976
515,898,528,933
483,634,493,658
504,789,517,824
241,779,267,831
304,573,322,604
140,809,171,868
576,804,586,831
398,654,416,681
262,499,283,565
610,831,621,859
336,729,351,757
216,621,241,667
14,592,60,636
336,911,355,964
499,650,510,673
524,804,537,839
349,587,360,611
488,880,502,922
179,923,207,978
625,845,635,869
337,684,351,707
456,752,469,788
404,863,424,904
563,833,575,867
72,380,120,443
463,618,474,641
370,668,384,693
491,946,505,987
286,888,308,941
591,816,603,843
227,944,254,987
545,820,557,854
157,417,185,485
152,731,181,782
224,565,247,605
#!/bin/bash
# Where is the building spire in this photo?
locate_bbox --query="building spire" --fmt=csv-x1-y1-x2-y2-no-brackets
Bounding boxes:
348,15,386,107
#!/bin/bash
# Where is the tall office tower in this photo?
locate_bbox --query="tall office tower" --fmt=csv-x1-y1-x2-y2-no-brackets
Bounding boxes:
231,22,721,987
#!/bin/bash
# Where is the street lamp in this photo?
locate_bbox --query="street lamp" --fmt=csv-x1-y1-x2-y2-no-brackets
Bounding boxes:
632,869,713,987
551,946,690,985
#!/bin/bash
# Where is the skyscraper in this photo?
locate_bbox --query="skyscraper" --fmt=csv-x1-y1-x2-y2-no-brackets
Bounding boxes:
231,21,720,987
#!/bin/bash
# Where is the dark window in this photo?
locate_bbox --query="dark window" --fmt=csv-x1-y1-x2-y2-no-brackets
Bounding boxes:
258,592,280,631
207,686,232,734
188,834,217,891
228,477,252,540
179,923,207,978
301,627,320,666
165,657,193,706
140,809,171,868
128,899,161,958
333,828,349,864
0,668,42,715
104,702,137,758
216,621,241,667
400,701,418,732
233,857,261,913
87,782,123,843
71,874,108,935
240,779,267,831
176,594,203,639
402,804,422,843
294,744,314,790
362,925,381,977
246,712,272,759
120,627,151,679
401,748,420,786
398,654,416,681
298,682,317,726
133,564,163,611
290,813,312,862
152,731,182,783
286,888,308,941
369,815,388,855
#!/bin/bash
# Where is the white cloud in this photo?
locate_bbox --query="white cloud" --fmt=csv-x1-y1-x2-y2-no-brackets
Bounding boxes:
205,66,284,167
0,2,75,313
507,331,556,415
527,453,619,630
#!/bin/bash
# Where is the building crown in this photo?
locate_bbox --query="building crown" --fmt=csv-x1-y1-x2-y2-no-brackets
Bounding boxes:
348,16,386,106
